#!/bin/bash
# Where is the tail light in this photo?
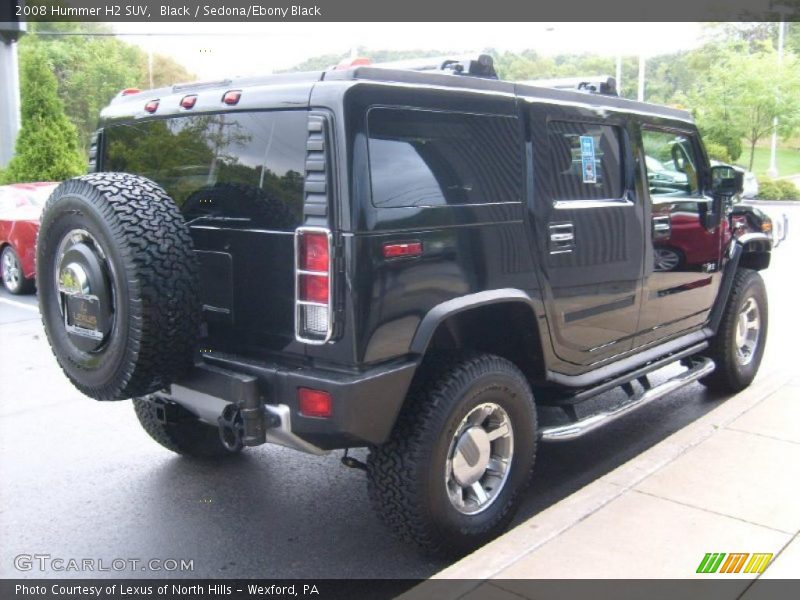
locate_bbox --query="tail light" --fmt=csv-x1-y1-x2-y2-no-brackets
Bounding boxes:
295,227,333,343
298,388,332,418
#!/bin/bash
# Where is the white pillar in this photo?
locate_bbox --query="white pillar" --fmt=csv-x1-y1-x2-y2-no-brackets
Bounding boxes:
0,39,22,169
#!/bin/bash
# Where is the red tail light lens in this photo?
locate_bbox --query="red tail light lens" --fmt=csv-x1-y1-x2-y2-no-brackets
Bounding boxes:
144,99,159,113
300,232,329,272
300,274,329,304
298,388,332,418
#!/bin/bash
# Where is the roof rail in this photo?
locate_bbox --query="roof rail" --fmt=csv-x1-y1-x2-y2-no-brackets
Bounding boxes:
519,76,618,97
366,54,499,80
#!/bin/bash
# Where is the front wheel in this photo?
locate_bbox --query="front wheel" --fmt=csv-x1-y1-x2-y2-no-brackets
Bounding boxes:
701,268,768,393
367,353,537,556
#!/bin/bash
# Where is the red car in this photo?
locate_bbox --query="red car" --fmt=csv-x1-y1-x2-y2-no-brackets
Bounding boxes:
0,182,58,294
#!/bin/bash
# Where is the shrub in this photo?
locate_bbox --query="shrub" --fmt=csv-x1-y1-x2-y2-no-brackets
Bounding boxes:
0,46,84,184
704,141,733,164
757,178,800,200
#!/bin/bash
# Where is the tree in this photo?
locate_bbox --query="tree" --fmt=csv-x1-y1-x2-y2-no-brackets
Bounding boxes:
0,46,84,184
689,44,800,171
22,23,193,153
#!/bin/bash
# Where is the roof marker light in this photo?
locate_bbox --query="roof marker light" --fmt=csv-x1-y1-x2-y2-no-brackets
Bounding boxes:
333,57,372,70
180,94,197,109
121,88,141,96
222,90,241,105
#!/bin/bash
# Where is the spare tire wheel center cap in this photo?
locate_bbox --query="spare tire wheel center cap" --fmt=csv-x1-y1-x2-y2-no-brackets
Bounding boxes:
56,234,113,352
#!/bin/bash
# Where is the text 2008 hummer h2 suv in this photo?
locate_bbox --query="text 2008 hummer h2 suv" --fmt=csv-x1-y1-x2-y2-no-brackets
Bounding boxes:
37,56,771,555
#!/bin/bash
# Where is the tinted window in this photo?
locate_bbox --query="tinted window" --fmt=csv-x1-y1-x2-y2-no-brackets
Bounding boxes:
546,121,624,201
102,111,307,229
367,108,522,208
642,129,701,196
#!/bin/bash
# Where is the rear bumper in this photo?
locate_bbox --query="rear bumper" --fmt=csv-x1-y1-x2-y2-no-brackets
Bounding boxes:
168,354,418,451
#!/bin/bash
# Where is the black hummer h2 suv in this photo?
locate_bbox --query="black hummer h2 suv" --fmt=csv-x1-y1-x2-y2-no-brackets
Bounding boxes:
37,56,771,555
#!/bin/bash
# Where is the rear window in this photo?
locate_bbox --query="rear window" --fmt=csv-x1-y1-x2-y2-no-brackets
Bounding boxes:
545,121,624,201
102,111,307,229
367,108,522,208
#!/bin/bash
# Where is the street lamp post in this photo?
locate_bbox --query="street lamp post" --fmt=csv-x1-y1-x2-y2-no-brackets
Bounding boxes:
767,17,787,179
637,54,646,102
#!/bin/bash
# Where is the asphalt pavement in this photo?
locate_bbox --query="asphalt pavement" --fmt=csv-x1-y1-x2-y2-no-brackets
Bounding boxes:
0,204,795,580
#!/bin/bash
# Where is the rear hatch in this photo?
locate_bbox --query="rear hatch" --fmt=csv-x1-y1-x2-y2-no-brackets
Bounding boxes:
100,109,310,354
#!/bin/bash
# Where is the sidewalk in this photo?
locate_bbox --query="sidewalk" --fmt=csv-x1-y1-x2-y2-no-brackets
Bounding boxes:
407,366,800,598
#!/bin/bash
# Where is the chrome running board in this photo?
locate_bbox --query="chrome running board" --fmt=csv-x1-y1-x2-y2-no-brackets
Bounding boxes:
539,357,715,442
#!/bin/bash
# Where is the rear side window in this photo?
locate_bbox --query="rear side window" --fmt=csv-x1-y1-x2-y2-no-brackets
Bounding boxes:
545,121,624,201
367,108,522,208
102,111,307,229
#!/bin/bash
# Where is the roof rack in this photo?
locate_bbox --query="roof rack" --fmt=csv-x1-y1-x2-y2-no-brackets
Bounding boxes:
518,76,619,97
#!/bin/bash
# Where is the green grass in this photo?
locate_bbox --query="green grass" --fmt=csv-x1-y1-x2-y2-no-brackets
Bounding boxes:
742,146,800,178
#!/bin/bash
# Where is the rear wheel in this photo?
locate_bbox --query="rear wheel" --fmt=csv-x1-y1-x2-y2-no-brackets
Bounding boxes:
1,246,33,294
37,173,200,401
367,353,537,556
701,268,768,393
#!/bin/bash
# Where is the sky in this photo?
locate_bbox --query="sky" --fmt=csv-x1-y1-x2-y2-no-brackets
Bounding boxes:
113,22,709,80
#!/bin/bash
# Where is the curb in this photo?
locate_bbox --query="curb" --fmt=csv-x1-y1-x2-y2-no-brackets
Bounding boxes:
402,367,792,599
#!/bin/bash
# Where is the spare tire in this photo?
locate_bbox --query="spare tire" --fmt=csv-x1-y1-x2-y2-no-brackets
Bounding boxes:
37,173,200,401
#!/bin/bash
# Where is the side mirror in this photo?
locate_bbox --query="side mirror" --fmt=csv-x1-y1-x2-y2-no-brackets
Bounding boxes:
711,165,744,197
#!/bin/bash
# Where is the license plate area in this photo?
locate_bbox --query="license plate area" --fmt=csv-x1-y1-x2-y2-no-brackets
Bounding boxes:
65,295,104,340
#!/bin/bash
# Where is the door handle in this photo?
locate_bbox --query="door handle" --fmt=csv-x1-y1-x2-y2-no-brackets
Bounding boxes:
549,223,575,254
652,215,671,238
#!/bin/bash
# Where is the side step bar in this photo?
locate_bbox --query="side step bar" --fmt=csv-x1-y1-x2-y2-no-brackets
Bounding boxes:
539,357,715,442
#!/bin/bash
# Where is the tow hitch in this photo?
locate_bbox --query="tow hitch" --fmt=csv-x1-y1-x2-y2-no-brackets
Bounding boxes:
167,364,328,456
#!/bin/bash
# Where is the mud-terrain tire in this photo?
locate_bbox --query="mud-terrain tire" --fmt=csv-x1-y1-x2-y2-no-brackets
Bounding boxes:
133,397,241,459
37,173,200,401
701,268,768,394
181,182,298,229
367,353,537,557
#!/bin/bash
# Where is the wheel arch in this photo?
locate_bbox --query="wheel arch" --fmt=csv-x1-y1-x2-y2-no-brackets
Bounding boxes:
737,232,771,271
409,289,549,384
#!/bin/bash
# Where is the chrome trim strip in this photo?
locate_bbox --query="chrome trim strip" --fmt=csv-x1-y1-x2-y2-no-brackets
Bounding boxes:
294,226,334,344
554,199,635,210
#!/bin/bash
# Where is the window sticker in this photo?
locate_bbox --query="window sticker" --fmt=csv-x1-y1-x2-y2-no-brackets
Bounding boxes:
580,135,597,183
581,156,597,184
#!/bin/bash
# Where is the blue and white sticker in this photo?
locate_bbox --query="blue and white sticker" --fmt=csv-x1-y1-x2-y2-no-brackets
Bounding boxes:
581,157,597,184
579,135,597,183
580,135,595,158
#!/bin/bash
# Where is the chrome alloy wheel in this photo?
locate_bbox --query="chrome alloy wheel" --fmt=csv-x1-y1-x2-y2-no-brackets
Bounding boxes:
653,248,681,272
1,248,22,292
735,297,761,366
445,402,514,515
